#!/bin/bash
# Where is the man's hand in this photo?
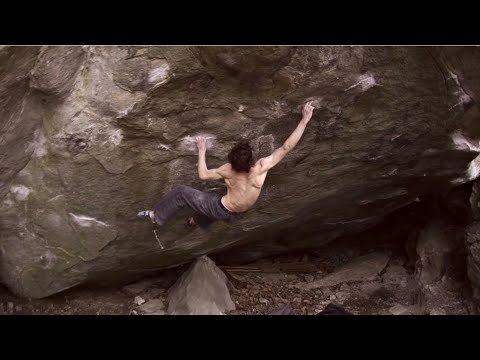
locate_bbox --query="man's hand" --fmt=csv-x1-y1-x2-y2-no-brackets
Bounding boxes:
301,101,315,125
195,135,227,181
195,136,207,153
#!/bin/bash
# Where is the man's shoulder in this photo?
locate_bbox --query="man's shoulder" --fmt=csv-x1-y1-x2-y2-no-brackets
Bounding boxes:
253,158,270,174
219,163,233,171
257,155,272,166
217,163,233,177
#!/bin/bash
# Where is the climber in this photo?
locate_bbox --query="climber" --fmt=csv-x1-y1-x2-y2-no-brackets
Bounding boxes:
137,101,315,229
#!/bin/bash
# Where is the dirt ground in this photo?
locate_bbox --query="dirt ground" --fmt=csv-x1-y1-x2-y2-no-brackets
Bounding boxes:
0,239,472,315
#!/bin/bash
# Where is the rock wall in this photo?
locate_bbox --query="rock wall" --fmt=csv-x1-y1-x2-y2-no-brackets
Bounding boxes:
1,46,479,298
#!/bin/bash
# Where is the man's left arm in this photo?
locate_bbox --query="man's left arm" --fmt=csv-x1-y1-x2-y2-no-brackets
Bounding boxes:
196,136,229,181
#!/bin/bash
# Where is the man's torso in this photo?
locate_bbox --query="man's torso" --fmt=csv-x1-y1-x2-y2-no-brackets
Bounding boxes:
220,161,268,213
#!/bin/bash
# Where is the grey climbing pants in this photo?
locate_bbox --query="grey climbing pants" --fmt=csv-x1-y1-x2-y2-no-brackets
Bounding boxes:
153,185,243,228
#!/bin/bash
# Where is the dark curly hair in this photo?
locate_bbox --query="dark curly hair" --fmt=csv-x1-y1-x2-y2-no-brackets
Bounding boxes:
228,141,254,173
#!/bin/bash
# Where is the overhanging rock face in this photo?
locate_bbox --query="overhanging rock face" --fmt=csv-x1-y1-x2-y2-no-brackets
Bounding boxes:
1,46,479,298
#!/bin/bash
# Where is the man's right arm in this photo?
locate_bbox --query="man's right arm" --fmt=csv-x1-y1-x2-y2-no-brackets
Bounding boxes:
259,101,315,173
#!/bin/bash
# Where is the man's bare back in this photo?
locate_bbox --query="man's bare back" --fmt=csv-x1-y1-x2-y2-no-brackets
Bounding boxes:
195,101,315,213
215,162,267,213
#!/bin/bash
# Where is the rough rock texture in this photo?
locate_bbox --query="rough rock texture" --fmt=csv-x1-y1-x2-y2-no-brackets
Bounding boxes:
1,46,480,298
166,256,234,315
297,252,389,289
382,264,408,287
413,214,471,315
415,220,457,285
138,299,165,315
388,304,421,315
466,179,480,311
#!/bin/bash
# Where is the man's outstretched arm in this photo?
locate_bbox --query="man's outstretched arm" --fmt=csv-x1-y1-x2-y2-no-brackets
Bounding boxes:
259,101,315,172
195,136,229,181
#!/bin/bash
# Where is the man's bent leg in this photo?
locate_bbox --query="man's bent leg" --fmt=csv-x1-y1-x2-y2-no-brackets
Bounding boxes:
153,185,218,226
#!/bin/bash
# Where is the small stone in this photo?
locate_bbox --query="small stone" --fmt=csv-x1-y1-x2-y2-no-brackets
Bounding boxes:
144,310,165,315
303,299,310,304
259,298,269,305
122,279,155,296
134,296,146,306
329,295,337,301
389,304,410,315
293,297,301,303
429,308,446,315
130,310,138,315
314,308,321,313
323,288,333,296
139,299,165,313
304,275,314,283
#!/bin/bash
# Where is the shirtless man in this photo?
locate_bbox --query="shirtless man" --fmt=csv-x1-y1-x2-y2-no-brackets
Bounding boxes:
137,101,315,229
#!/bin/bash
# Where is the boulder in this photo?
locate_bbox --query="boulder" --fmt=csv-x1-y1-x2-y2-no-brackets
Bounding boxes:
1,46,480,298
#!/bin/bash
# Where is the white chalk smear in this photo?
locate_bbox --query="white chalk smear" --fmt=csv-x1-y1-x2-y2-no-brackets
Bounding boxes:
178,134,216,152
109,129,123,146
158,143,172,151
344,74,378,92
47,195,65,203
32,129,48,157
69,213,109,227
148,63,170,86
10,185,31,201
